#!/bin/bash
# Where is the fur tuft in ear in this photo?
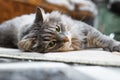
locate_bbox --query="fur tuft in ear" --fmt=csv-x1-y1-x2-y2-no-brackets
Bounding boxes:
34,7,44,23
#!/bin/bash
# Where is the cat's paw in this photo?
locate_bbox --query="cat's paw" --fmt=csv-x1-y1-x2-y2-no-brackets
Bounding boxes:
18,38,35,51
110,42,120,52
103,42,120,52
112,44,120,52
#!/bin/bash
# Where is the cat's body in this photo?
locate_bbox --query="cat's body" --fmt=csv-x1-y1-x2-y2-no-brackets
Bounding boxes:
0,7,120,53
0,14,35,48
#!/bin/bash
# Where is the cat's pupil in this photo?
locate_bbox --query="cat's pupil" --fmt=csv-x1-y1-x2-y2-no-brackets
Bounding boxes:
48,41,56,48
56,25,61,32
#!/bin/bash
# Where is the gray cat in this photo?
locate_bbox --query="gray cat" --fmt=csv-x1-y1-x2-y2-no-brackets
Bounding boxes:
0,7,120,53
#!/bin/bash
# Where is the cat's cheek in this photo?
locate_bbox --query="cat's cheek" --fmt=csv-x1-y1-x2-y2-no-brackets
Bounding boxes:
17,38,35,51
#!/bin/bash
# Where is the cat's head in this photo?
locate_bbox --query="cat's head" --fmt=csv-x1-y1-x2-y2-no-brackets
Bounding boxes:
18,7,72,53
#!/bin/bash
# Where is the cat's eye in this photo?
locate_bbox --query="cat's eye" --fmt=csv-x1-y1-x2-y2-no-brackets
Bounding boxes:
48,41,56,48
56,25,61,32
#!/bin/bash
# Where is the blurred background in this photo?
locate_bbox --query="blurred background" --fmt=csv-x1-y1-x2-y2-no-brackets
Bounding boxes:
0,0,120,40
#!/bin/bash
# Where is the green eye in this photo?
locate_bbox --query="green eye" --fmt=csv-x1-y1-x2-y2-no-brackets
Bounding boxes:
48,41,56,48
56,25,61,32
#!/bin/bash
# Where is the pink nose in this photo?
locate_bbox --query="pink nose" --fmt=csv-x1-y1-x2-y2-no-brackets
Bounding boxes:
63,37,69,42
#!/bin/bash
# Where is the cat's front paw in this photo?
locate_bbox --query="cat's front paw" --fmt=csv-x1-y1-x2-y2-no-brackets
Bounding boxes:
112,44,120,52
110,42,120,52
18,38,35,52
103,42,120,52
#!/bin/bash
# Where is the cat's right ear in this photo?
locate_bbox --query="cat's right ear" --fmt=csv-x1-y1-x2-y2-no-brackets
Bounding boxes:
34,7,44,23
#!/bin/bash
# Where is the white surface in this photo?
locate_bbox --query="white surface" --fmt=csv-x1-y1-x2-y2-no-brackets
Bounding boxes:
0,47,120,66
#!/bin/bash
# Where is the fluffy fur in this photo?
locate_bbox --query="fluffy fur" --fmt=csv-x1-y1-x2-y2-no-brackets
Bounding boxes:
0,7,120,53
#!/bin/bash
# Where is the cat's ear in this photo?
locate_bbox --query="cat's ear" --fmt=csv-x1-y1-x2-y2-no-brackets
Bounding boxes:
34,7,44,23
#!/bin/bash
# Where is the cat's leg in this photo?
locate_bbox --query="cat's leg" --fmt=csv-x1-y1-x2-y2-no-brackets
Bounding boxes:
87,28,120,52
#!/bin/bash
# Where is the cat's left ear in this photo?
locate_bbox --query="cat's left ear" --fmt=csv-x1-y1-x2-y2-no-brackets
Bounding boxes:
34,7,44,23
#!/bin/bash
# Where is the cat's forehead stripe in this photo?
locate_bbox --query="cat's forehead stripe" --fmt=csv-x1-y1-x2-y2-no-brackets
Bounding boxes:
40,32,55,41
41,34,52,37
43,37,51,41
44,28,55,33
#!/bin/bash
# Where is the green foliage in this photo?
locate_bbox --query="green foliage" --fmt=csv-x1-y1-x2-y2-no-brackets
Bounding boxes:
98,5,120,40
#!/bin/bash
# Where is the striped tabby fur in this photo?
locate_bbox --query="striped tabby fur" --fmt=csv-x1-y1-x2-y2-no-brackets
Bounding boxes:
0,7,120,53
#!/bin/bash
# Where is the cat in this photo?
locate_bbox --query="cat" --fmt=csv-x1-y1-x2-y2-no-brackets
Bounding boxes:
0,7,120,53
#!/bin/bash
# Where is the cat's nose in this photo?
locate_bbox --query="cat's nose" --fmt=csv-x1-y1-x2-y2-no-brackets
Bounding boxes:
63,37,69,42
